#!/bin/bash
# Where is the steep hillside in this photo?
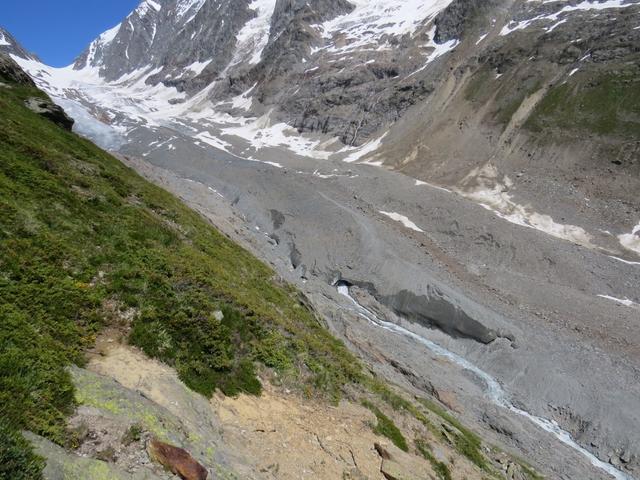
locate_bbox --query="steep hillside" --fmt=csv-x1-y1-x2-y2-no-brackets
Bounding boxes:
0,55,544,480
1,1,639,478
0,54,355,477
379,0,640,247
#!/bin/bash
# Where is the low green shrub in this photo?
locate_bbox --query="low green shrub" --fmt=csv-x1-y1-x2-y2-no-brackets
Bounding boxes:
0,420,45,480
362,400,408,452
0,69,362,479
415,438,452,480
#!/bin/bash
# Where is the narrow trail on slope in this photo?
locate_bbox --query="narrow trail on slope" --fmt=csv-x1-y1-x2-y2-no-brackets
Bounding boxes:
336,282,635,480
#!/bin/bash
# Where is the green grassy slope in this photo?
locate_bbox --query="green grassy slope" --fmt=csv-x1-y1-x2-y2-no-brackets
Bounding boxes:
0,69,360,477
525,70,640,138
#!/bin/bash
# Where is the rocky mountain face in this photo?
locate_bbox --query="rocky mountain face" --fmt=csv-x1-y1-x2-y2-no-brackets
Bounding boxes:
44,0,640,168
5,0,639,154
0,27,37,60
73,0,256,84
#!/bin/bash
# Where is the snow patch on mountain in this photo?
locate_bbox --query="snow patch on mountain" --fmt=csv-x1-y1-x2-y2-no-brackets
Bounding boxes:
176,0,207,20
230,0,277,66
228,84,256,110
457,164,596,248
408,26,460,76
55,97,127,150
501,0,636,35
618,221,640,255
598,294,639,308
186,59,212,75
12,54,186,132
84,23,122,67
342,134,387,163
195,131,233,152
315,0,455,54
221,110,334,159
379,211,425,232
137,0,162,17
0,31,11,46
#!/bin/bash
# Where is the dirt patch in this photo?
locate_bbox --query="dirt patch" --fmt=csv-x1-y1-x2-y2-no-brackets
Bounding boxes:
212,384,394,479
86,342,439,479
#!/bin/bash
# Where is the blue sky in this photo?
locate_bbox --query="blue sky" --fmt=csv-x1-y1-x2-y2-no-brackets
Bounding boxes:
3,0,140,67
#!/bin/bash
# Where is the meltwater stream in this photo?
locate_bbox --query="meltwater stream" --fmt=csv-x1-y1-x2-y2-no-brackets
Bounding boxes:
336,283,634,480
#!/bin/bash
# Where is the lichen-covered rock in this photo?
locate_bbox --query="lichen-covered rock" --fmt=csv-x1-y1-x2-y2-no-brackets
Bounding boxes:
24,432,161,480
66,366,242,480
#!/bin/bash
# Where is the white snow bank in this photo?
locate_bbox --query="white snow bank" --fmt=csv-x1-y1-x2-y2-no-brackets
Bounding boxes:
194,131,232,152
608,255,640,266
185,59,212,75
456,164,595,248
598,295,639,308
342,133,387,163
408,26,459,77
136,0,161,17
379,211,425,232
176,0,206,20
618,221,640,255
415,179,452,193
0,31,12,46
229,0,277,66
501,0,634,36
221,111,333,159
316,0,455,54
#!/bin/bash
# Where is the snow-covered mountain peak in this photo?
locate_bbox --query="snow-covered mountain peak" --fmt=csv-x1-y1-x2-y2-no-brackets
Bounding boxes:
0,26,38,60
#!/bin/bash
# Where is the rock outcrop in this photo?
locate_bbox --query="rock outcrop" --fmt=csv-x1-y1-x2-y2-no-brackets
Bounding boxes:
24,96,75,131
0,53,35,85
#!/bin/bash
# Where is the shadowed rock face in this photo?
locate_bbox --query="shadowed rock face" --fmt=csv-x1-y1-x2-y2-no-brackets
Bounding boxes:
0,54,35,85
434,0,504,43
147,439,208,480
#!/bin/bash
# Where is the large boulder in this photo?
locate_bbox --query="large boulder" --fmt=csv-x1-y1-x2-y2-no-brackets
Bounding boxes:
24,97,75,131
147,439,208,480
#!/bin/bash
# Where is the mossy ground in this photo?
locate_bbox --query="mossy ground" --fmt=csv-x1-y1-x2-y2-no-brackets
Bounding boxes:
415,438,452,480
525,70,640,138
0,72,360,477
418,398,487,470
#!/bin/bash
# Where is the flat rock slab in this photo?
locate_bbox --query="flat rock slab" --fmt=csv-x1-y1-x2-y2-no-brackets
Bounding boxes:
378,442,435,480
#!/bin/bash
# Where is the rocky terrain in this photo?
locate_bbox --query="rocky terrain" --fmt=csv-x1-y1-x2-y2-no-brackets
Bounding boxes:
0,53,545,480
1,0,639,478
